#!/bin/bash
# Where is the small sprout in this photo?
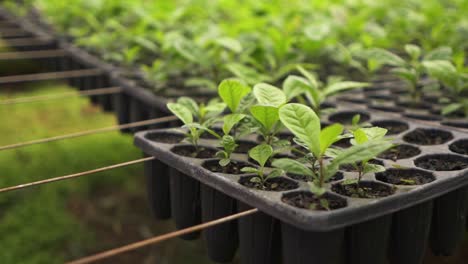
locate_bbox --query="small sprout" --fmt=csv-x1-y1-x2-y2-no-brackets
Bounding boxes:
241,144,283,189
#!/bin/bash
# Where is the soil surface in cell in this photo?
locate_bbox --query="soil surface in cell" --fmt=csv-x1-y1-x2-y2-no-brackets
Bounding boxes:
146,132,184,144
233,141,257,153
329,111,370,124
203,160,250,174
376,169,434,185
171,145,218,159
332,181,395,198
403,128,453,145
415,155,468,171
239,176,298,191
339,159,384,172
378,144,421,160
282,192,347,211
449,140,468,155
286,172,343,183
371,120,409,135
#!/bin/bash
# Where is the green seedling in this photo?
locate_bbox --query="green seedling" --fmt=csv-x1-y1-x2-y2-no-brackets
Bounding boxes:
282,66,369,116
167,97,225,154
423,60,468,117
273,103,393,198
365,45,452,102
241,144,284,189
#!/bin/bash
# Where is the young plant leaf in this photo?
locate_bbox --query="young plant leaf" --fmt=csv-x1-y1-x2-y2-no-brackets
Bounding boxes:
282,75,309,100
167,103,193,125
248,144,273,167
279,103,321,157
253,83,287,107
319,124,344,155
323,81,369,96
218,79,251,112
309,182,326,196
425,46,452,61
222,113,246,135
272,158,314,177
177,97,199,117
405,44,421,60
365,48,406,67
241,167,259,174
250,105,279,132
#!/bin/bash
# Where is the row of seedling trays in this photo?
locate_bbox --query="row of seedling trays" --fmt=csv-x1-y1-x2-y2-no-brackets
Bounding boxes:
2,7,468,264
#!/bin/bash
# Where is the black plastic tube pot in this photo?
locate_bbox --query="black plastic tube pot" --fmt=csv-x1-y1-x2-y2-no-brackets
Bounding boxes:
389,201,433,264
95,75,113,112
430,186,468,256
148,108,169,130
238,202,281,264
113,92,131,133
346,215,392,264
281,222,344,264
169,167,201,240
201,184,238,263
143,153,171,219
129,98,149,133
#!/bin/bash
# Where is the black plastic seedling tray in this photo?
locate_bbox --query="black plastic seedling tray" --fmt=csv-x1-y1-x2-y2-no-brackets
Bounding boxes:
135,104,468,264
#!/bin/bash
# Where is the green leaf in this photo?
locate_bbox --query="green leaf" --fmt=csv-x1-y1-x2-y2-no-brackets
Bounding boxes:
250,105,279,132
405,44,421,60
323,81,369,97
352,114,360,126
222,113,246,135
309,182,326,196
365,48,406,67
282,75,309,100
253,83,287,107
221,135,238,155
272,158,313,177
327,140,393,179
219,159,231,167
167,103,192,125
215,37,242,53
361,127,388,140
363,164,386,174
425,46,452,61
422,60,458,88
319,124,344,155
218,79,252,112
442,103,462,115
391,67,417,84
177,97,199,118
248,144,274,167
279,104,321,157
353,128,369,144
267,168,284,179
241,167,259,174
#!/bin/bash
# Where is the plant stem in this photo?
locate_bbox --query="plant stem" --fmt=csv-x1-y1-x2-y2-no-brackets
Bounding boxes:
318,157,324,188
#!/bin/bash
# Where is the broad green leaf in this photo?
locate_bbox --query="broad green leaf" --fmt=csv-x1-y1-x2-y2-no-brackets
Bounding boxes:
241,167,259,174
218,79,251,112
267,168,284,179
309,182,326,196
250,105,279,132
167,103,192,125
272,158,313,177
361,127,388,140
223,113,246,135
422,60,458,88
442,103,462,115
183,123,221,139
220,135,237,155
391,67,417,84
363,164,386,174
177,97,199,117
327,140,393,179
405,44,421,60
203,102,227,118
353,129,368,144
215,37,242,53
279,104,321,157
219,158,231,167
253,83,287,107
297,66,319,89
323,81,369,96
319,124,344,155
282,75,309,100
425,46,452,61
365,48,406,67
248,144,274,167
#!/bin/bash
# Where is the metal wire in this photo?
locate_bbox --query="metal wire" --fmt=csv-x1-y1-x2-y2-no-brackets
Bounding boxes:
0,157,155,194
0,69,102,84
0,115,177,151
67,208,259,264
0,86,122,105
0,49,66,60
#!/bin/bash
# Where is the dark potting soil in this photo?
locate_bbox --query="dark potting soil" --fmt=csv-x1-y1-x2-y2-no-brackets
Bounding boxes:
396,100,431,110
171,145,218,159
371,120,409,135
202,160,251,174
145,132,184,144
415,154,468,171
403,113,442,121
328,111,370,124
339,159,384,172
233,140,257,154
332,181,395,198
239,176,298,191
282,191,347,211
333,138,352,148
449,139,468,155
369,104,404,113
378,144,421,160
376,169,435,185
286,172,344,183
442,121,468,129
403,128,453,145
